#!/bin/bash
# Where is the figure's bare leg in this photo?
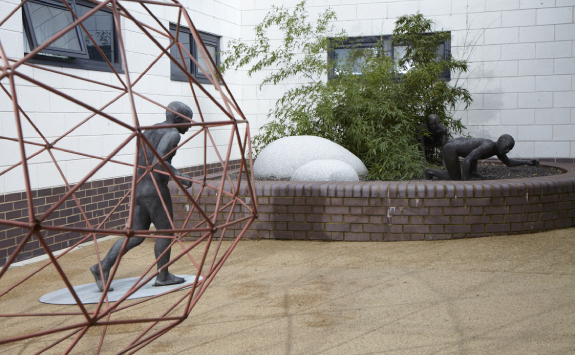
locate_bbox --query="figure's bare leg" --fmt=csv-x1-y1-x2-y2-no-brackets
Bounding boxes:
470,160,485,179
154,238,185,286
148,189,184,287
444,146,462,180
90,236,146,292
424,168,451,180
90,204,149,292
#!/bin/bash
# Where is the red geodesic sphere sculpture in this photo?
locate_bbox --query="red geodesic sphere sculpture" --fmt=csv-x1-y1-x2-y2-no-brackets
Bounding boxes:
0,0,257,352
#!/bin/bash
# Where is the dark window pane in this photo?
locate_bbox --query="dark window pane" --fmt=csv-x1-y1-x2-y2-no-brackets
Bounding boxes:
170,28,191,80
25,1,82,51
76,4,114,62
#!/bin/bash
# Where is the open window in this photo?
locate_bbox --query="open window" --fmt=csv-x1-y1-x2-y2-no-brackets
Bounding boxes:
23,0,89,58
169,24,220,84
23,0,121,72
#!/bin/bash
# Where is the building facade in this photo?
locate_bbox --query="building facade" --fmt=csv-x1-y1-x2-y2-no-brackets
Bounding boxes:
0,0,574,261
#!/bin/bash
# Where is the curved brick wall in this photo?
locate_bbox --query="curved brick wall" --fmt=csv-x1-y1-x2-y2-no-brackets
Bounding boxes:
176,162,575,241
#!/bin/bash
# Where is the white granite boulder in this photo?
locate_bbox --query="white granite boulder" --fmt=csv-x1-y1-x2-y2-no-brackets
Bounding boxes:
291,159,359,181
254,136,367,179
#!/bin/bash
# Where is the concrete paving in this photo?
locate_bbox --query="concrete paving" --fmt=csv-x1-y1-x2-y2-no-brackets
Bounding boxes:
1,228,574,354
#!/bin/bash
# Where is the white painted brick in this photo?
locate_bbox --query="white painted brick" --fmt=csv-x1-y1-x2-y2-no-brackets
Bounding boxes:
484,93,518,109
536,41,573,59
501,109,535,124
535,141,570,157
331,5,358,21
468,94,484,110
16,86,50,113
511,141,534,158
0,2,22,33
485,27,519,44
484,60,518,77
64,113,91,136
520,0,556,9
452,0,486,14
501,76,535,92
311,0,341,6
357,3,386,20
388,1,419,19
464,125,485,138
462,62,485,78
536,75,572,91
465,11,502,30
430,14,469,32
465,77,501,93
500,43,536,60
65,158,94,185
51,136,79,162
555,24,575,41
518,125,552,140
554,91,575,107
501,9,536,27
484,125,518,140
536,108,572,124
0,30,23,60
519,25,554,43
486,0,520,11
469,44,502,62
518,59,554,75
4,166,28,193
339,19,374,35
241,9,269,26
468,110,501,125
556,0,575,5
419,0,451,16
572,108,575,123
554,58,575,74
518,92,553,108
536,7,573,25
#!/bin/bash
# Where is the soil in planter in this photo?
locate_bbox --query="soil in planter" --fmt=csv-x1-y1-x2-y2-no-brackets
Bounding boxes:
228,162,563,182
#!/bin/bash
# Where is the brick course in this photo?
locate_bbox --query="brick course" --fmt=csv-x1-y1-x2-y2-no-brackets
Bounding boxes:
174,162,575,242
0,160,242,266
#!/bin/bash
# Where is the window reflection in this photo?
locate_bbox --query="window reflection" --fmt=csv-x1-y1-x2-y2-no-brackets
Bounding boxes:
197,44,216,75
76,5,114,62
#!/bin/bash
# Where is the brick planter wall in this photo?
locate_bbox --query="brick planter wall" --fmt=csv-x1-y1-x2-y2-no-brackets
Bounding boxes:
175,161,575,241
0,160,242,266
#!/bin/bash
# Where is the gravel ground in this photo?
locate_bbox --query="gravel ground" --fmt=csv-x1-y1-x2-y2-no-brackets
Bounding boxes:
472,161,562,180
230,162,563,182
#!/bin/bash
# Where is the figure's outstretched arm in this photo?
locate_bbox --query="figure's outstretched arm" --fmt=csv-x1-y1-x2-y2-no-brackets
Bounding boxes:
498,155,540,167
153,132,192,188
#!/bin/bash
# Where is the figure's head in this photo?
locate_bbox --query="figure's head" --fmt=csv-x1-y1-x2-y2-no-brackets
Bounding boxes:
496,134,515,155
427,114,439,131
166,101,193,134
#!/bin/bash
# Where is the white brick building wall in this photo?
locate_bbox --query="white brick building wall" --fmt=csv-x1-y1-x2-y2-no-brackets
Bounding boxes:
239,0,575,160
0,0,244,194
1,0,574,194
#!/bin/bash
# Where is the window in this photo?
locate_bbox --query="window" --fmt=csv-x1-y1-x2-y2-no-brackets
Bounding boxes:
23,0,121,72
329,34,451,81
169,24,220,84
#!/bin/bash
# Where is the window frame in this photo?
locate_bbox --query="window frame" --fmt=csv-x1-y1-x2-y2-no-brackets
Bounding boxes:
23,0,89,59
169,23,221,85
328,33,451,81
23,0,123,73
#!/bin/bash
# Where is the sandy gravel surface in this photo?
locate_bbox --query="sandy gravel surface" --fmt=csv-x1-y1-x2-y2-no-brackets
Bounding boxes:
1,228,574,354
